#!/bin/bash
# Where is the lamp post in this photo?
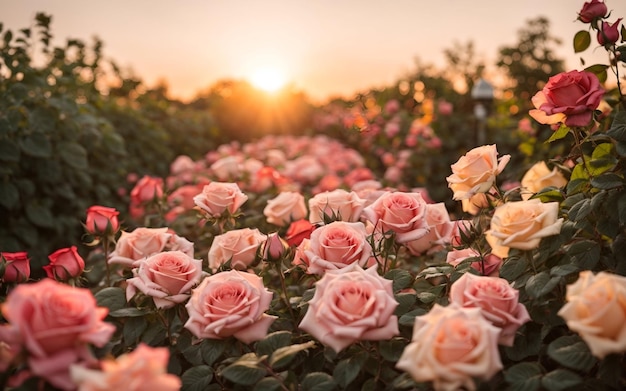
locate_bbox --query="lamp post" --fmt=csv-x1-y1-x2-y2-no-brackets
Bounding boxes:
470,78,494,146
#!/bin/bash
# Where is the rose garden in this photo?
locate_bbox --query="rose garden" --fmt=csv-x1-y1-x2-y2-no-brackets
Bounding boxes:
1,1,626,390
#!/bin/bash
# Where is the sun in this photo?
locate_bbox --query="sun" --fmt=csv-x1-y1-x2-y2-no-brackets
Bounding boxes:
249,68,286,93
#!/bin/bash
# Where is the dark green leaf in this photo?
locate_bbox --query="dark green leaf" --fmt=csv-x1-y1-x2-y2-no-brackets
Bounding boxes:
221,355,267,386
525,272,560,298
541,369,583,391
0,139,20,162
25,202,54,228
57,141,88,169
256,331,292,357
504,362,543,391
201,339,226,365
584,64,608,82
574,30,591,53
394,292,416,316
591,173,623,190
108,307,153,317
123,316,147,345
385,269,413,291
333,353,367,388
505,322,542,361
598,353,622,388
499,256,528,282
567,198,592,221
181,365,213,391
269,341,316,369
301,372,337,391
550,264,579,277
253,377,283,391
183,342,205,366
0,182,20,210
399,307,427,327
546,125,569,143
567,240,600,269
19,133,52,158
547,335,597,371
379,338,405,362
95,287,127,312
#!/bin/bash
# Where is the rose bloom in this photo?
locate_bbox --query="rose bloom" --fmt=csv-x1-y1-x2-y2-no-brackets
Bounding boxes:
210,155,242,181
450,273,530,346
108,227,173,267
461,193,491,216
447,249,503,277
0,279,115,390
184,270,276,343
446,145,511,201
126,250,202,309
308,189,366,224
208,228,266,271
193,181,248,218
85,205,120,235
486,199,563,257
285,219,316,247
404,203,455,256
529,70,604,127
44,246,85,281
597,18,622,45
303,221,374,275
1,251,30,283
168,184,205,210
299,264,399,353
130,175,164,204
578,0,608,23
362,191,429,243
521,161,568,200
558,271,626,358
396,304,502,391
263,191,308,226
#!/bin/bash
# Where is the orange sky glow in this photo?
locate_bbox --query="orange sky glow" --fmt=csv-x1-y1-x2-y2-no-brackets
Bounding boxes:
2,0,626,103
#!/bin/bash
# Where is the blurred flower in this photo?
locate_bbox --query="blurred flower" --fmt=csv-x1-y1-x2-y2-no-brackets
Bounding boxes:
130,175,164,205
1,251,30,283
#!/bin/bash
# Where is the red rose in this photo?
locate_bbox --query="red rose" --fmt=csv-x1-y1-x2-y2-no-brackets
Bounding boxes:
597,18,622,45
44,246,85,280
578,0,608,23
1,252,30,283
130,175,164,205
85,205,120,235
285,219,316,247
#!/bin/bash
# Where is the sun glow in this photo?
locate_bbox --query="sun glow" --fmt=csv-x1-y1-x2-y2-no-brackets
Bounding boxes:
249,68,287,93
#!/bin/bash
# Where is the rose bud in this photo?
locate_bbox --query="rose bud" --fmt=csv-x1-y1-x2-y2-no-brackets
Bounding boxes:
261,233,289,263
44,246,85,280
578,0,608,23
597,18,622,46
1,252,30,283
85,205,120,235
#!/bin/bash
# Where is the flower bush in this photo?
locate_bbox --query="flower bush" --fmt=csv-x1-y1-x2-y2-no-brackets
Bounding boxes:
1,1,626,390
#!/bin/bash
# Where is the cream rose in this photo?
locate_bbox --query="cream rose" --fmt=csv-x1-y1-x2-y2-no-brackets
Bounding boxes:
184,270,276,343
303,221,373,275
486,199,563,256
193,181,248,217
362,191,429,243
450,273,530,346
299,264,399,353
520,161,568,200
446,145,510,201
126,251,203,309
208,228,266,271
396,304,502,391
263,191,308,226
308,189,365,224
558,271,626,358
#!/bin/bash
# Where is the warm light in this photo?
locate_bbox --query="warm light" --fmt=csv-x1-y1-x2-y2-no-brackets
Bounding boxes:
249,68,286,93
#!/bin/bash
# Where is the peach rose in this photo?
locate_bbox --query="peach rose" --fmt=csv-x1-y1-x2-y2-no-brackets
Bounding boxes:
308,189,365,224
126,250,203,309
1,251,30,283
529,70,604,127
108,227,194,267
263,191,308,226
404,203,455,256
184,270,276,343
85,205,120,236
299,264,399,353
450,273,530,346
130,175,164,205
303,221,373,275
446,145,510,201
0,279,114,390
208,228,266,271
396,304,502,391
461,193,490,216
71,344,181,391
486,199,563,257
44,246,85,281
521,162,567,200
193,181,248,218
558,271,626,358
362,191,429,243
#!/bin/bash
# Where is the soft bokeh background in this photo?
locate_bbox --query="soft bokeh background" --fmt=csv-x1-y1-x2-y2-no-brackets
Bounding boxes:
3,0,626,102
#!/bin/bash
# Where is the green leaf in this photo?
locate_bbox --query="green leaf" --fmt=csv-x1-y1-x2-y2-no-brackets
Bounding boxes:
253,377,283,391
256,331,292,357
399,307,427,327
379,338,405,362
546,125,569,143
123,316,147,345
541,369,582,391
221,355,267,386
333,353,367,388
547,335,597,371
573,30,591,53
181,365,213,391
57,141,88,169
394,292,416,316
525,272,560,299
567,240,600,269
505,323,542,361
200,339,226,365
597,353,622,389
504,362,543,391
19,133,52,158
550,264,579,277
591,173,623,190
0,182,20,210
269,341,316,369
567,198,592,221
108,307,153,317
584,64,609,82
95,287,127,312
499,256,528,282
385,269,413,291
25,202,54,228
301,372,337,391
0,139,20,162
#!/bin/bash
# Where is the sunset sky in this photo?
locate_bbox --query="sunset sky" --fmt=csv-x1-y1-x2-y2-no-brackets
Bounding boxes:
2,0,626,102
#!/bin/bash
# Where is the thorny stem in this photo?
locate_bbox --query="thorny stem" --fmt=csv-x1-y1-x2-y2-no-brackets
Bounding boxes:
572,128,592,178
276,263,297,325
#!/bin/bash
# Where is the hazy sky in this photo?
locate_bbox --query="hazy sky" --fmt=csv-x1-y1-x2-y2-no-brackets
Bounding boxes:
2,0,625,102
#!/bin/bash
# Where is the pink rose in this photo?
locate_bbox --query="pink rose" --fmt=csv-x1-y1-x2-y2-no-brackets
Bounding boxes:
85,205,120,236
184,270,276,343
446,145,510,201
0,279,114,390
208,228,266,271
362,191,429,243
447,249,502,277
168,184,204,210
597,18,622,45
263,191,308,226
261,232,289,262
193,181,248,218
71,343,181,391
404,203,455,256
558,271,626,358
108,227,172,267
1,251,30,283
308,189,365,224
126,250,202,309
529,70,604,127
396,304,503,391
44,246,85,280
450,273,530,346
578,0,608,23
210,155,242,181
299,264,399,353
130,175,164,205
303,221,373,275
